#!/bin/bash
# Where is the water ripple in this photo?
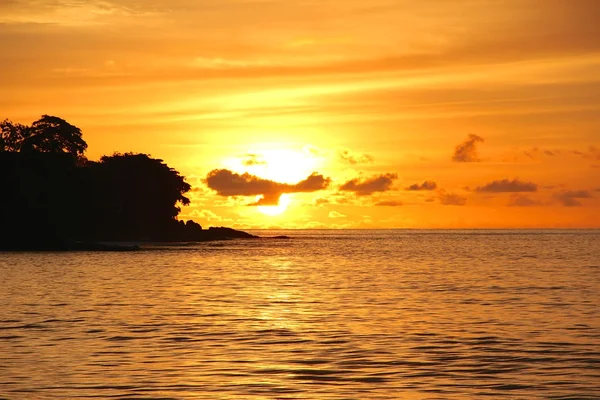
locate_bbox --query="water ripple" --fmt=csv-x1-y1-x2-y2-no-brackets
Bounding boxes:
0,230,599,399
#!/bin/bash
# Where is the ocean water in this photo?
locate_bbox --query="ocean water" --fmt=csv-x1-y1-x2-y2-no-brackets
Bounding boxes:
1,229,599,399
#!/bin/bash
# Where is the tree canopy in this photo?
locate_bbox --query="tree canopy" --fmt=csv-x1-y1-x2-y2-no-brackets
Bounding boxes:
1,115,87,157
79,153,192,239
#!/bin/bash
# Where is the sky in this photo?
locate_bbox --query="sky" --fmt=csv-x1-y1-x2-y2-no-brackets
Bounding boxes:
2,0,600,228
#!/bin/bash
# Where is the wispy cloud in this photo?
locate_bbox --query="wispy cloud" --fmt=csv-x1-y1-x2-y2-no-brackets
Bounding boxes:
554,190,593,207
338,149,374,165
374,200,403,206
452,134,484,162
241,153,267,166
328,211,346,219
508,194,543,207
439,191,467,206
0,0,156,26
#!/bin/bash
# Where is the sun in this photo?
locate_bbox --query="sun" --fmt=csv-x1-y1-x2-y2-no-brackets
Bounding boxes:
258,194,292,216
225,147,323,184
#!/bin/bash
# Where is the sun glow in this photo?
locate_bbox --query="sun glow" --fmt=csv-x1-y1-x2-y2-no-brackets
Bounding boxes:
220,146,326,219
224,147,323,183
257,194,292,216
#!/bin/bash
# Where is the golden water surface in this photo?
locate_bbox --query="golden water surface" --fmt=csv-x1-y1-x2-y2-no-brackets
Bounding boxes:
1,230,599,399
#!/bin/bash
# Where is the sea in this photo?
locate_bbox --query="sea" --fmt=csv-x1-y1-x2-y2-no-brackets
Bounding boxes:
1,229,599,399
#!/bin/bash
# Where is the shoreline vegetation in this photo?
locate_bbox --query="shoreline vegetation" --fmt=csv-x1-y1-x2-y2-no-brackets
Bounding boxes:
0,115,260,251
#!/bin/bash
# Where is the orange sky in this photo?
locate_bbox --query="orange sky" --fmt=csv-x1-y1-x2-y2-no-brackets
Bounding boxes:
2,0,600,228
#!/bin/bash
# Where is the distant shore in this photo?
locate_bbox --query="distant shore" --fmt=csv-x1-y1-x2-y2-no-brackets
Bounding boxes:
0,227,260,252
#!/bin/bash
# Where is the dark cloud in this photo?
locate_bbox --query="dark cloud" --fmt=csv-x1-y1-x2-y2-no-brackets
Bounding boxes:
338,149,374,165
476,178,538,193
452,134,484,162
339,173,398,195
205,169,330,205
406,180,437,191
508,195,542,207
241,153,267,166
314,197,329,206
294,173,332,192
206,169,280,196
439,192,467,206
374,200,403,206
554,190,593,207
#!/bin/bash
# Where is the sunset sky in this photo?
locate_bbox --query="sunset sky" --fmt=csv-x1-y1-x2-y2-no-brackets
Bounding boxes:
2,0,600,228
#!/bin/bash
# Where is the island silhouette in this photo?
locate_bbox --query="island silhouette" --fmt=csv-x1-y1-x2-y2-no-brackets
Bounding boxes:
0,115,257,250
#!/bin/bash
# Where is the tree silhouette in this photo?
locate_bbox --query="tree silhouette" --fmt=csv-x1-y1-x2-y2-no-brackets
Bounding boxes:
80,153,192,240
1,115,255,249
1,115,87,157
0,120,32,152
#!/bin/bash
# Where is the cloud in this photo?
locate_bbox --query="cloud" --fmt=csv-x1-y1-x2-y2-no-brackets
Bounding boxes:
328,211,346,218
524,148,561,160
586,146,600,160
508,195,542,207
339,173,397,195
554,190,593,207
294,173,332,192
247,193,281,206
0,0,155,26
524,147,539,160
303,145,327,157
452,134,484,162
569,146,600,160
241,153,267,166
314,197,329,206
374,200,403,206
326,194,357,205
185,209,223,222
205,169,330,204
439,192,467,206
338,149,374,165
302,220,327,229
206,169,281,197
475,178,538,193
406,180,437,191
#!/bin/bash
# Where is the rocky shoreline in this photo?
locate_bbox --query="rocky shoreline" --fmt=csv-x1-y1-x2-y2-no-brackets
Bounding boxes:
0,227,260,252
